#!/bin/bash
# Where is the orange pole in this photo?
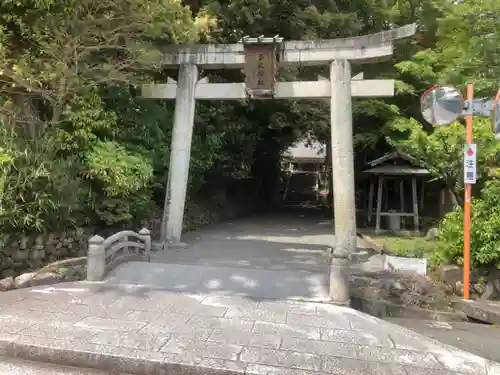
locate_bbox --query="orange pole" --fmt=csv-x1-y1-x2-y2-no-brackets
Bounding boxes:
463,83,473,300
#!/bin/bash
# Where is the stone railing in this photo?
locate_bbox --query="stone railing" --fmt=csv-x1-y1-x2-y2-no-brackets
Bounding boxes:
86,228,151,281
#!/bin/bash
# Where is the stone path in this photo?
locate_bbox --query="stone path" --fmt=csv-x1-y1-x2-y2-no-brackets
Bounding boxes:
1,282,499,375
1,213,500,374
106,262,330,302
152,213,336,272
106,214,381,302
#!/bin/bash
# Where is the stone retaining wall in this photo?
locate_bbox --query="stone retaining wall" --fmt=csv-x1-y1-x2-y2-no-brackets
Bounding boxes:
0,229,90,279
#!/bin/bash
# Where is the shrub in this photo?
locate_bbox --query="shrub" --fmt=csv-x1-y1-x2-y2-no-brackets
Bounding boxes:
433,180,500,268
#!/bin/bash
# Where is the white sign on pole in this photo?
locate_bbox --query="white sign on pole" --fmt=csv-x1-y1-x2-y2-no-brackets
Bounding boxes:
463,144,477,184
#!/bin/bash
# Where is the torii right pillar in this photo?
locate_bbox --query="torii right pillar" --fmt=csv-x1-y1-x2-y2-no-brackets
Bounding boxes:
329,59,356,305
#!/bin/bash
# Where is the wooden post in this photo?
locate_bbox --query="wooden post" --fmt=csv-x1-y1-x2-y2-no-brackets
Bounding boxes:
411,176,419,232
399,180,405,212
375,176,384,234
367,180,374,223
420,181,425,211
399,180,405,228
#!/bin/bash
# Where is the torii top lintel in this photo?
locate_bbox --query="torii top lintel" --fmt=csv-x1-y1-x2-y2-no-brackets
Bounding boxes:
159,24,417,69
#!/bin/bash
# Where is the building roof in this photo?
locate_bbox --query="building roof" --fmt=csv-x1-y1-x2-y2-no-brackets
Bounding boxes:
367,151,417,167
364,150,430,176
363,165,430,176
283,139,326,161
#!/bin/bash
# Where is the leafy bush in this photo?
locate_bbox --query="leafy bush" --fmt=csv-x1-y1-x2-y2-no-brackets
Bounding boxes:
84,140,154,225
377,236,436,259
433,180,500,268
0,131,85,232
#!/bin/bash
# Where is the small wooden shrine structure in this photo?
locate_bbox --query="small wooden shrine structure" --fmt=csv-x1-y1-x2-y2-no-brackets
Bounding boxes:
363,151,430,234
281,136,326,203
282,136,326,172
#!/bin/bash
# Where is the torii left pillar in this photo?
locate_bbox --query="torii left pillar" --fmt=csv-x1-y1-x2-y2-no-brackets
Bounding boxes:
161,63,198,245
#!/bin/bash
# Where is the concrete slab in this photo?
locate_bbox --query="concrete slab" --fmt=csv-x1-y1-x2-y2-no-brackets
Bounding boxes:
385,318,500,364
0,282,498,375
384,255,427,276
152,214,333,273
105,262,329,302
454,299,500,325
151,213,385,273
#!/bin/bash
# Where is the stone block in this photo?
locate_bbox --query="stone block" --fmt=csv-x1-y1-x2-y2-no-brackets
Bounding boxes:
90,330,170,351
188,358,246,374
160,338,242,361
454,299,500,325
14,272,35,288
208,329,281,349
403,367,476,375
74,316,148,332
384,255,427,276
246,364,324,375
10,335,167,375
16,322,98,342
433,352,487,374
320,328,392,347
186,316,254,332
252,321,321,339
202,295,260,309
486,360,500,375
322,356,407,375
0,277,14,291
437,265,462,285
357,346,441,369
0,318,34,335
480,281,498,301
286,313,350,329
139,322,213,340
240,347,322,372
493,279,500,294
280,336,357,358
125,310,190,324
224,307,286,323
167,302,227,317
30,272,61,287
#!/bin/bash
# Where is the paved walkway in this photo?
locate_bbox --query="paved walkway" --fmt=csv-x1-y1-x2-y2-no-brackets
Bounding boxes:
1,213,500,374
106,214,380,301
152,213,336,272
1,282,499,375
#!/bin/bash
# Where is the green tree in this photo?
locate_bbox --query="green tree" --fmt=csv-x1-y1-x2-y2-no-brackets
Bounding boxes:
388,117,500,205
396,0,500,95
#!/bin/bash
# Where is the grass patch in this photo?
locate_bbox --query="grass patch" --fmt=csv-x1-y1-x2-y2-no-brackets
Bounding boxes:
372,235,437,258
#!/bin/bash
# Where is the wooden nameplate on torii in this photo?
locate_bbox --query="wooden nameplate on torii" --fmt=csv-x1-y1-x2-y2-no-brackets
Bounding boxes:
241,35,283,99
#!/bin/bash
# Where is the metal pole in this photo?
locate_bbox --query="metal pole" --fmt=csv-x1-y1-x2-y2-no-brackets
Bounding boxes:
463,83,473,300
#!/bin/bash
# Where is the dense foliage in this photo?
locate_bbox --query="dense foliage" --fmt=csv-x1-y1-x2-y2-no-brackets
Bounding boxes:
0,0,499,269
434,180,500,268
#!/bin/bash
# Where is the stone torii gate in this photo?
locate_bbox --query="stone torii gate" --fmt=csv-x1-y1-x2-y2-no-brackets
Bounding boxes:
142,24,416,303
